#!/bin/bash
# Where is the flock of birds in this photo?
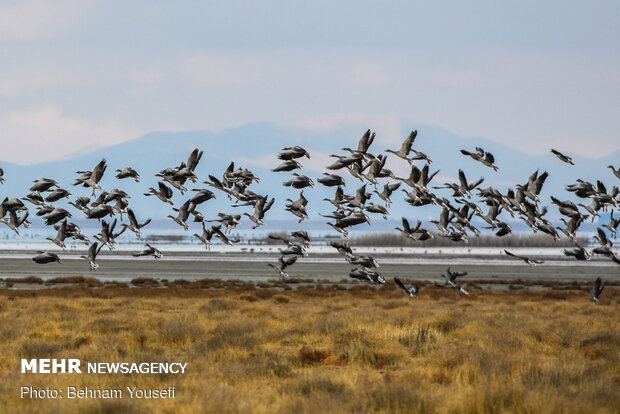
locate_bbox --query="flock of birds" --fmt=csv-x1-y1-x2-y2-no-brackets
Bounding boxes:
0,129,618,304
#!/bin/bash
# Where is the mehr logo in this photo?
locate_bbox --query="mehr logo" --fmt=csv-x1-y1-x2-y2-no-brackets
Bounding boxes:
21,359,82,374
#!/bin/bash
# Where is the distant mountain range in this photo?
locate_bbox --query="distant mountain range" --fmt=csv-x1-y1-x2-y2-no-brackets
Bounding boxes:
0,123,617,236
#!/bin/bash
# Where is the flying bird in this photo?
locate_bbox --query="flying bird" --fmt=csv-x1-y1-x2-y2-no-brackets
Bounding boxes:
589,277,605,303
504,250,544,266
550,149,575,165
268,255,298,281
32,251,61,264
394,278,419,298
115,167,141,182
81,242,103,271
133,244,163,259
460,147,498,171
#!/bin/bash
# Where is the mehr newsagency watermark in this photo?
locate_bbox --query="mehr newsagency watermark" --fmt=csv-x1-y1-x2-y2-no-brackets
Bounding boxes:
20,358,187,400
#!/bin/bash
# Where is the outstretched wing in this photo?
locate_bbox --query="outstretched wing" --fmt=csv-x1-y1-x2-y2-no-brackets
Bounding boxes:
394,277,409,294
92,159,107,183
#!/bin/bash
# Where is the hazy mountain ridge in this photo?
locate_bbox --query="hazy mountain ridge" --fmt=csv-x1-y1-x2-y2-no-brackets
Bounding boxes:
0,123,617,236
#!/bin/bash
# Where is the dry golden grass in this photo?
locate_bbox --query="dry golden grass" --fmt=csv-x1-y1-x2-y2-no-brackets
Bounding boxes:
0,287,618,413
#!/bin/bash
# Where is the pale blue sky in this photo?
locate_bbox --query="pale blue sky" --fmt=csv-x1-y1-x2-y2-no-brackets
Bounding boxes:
1,0,619,164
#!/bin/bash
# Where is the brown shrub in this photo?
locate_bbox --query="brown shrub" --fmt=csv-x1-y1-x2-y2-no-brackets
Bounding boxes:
273,295,290,303
47,276,100,284
131,277,160,286
299,346,330,364
4,276,43,284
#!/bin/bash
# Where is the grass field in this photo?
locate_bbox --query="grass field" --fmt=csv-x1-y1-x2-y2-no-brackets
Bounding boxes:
0,285,618,413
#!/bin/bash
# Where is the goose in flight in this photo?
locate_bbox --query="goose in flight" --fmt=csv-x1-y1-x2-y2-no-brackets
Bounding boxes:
156,168,190,194
244,196,275,229
272,160,302,172
30,178,60,193
194,222,215,250
207,213,241,233
441,267,468,287
290,230,311,247
563,245,591,261
491,221,513,237
594,228,612,249
46,219,67,249
268,255,298,281
559,215,587,241
329,240,353,258
323,186,346,210
203,175,237,199
44,207,72,226
349,268,385,284
144,182,174,205
90,191,109,208
190,189,216,206
602,211,619,237
44,188,71,203
36,204,54,217
373,182,401,207
395,217,433,241
278,146,310,160
519,170,549,203
362,154,393,184
435,170,484,198
185,148,204,174
104,188,130,203
460,147,498,171
2,197,27,212
73,159,107,195
112,197,128,218
394,278,419,298
22,191,45,206
285,191,309,223
536,222,560,241
366,203,389,219
268,232,309,250
94,219,127,250
396,164,439,194
0,167,3,184
342,129,376,158
115,167,140,182
326,153,364,171
385,130,432,164
280,244,307,257
504,250,544,266
607,165,620,179
60,221,90,245
125,208,151,237
283,173,314,189
133,244,163,259
167,199,193,230
589,277,605,303
1,210,29,235
317,173,346,187
85,204,114,220
346,184,371,210
550,149,575,165
592,246,620,264
211,224,239,245
349,255,379,269
81,242,103,271
327,211,371,237
32,251,61,264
